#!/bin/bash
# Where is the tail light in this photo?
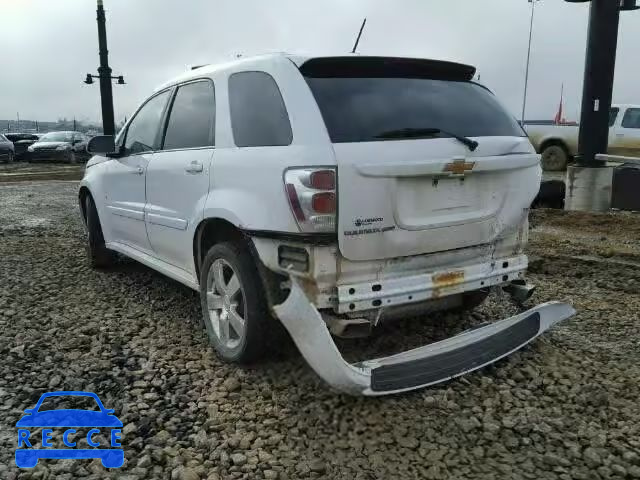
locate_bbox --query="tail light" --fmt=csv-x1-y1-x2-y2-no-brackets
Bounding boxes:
284,168,337,233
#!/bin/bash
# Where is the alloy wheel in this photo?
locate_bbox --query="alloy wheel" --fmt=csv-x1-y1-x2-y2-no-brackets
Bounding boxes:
205,258,247,350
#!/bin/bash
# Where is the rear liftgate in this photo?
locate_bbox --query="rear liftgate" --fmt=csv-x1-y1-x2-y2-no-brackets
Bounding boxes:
274,278,575,396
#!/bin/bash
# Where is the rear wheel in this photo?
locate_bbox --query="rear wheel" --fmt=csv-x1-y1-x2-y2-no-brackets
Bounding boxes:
541,144,569,171
85,195,116,269
199,242,269,363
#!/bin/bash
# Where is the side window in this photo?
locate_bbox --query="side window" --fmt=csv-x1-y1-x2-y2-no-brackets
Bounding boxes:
228,71,292,147
162,81,215,150
124,90,171,155
621,108,640,129
609,107,619,127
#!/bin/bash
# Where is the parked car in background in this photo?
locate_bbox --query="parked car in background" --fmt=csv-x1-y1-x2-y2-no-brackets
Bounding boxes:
80,54,574,395
524,104,640,171
5,133,39,161
28,131,90,163
0,134,15,163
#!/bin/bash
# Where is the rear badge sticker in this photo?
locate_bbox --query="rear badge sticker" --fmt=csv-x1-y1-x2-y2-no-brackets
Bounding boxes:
345,217,394,236
354,217,383,227
344,226,395,236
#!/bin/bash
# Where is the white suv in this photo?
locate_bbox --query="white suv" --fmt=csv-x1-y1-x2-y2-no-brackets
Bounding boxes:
80,54,574,395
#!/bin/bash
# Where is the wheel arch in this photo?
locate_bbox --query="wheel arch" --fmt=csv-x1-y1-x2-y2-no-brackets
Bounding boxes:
193,217,288,309
193,217,247,281
78,185,92,224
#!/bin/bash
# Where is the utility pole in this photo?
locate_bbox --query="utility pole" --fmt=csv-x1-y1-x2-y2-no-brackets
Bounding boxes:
96,0,115,136
85,0,125,136
563,0,638,211
521,0,539,124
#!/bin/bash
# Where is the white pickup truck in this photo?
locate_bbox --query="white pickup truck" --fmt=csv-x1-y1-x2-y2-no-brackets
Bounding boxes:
80,54,574,395
525,104,640,171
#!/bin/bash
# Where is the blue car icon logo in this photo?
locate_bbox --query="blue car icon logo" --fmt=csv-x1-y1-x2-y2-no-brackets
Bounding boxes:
15,391,124,468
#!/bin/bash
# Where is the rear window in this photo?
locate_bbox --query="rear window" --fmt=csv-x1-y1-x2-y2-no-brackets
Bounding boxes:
304,76,524,143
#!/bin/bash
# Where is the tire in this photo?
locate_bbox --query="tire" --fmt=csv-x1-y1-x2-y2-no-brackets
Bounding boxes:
541,144,569,172
85,194,115,269
459,289,490,311
199,242,269,364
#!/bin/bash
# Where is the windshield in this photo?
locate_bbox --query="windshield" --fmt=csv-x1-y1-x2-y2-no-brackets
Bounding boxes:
304,77,524,143
38,132,74,143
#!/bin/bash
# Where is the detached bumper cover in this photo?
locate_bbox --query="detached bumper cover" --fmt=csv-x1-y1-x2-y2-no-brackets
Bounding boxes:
274,278,575,396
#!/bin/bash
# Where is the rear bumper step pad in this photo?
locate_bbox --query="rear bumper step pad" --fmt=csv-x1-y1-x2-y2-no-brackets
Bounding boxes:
274,278,574,396
368,313,539,392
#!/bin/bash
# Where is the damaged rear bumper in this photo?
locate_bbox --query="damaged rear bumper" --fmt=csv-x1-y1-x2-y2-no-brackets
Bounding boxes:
273,278,575,396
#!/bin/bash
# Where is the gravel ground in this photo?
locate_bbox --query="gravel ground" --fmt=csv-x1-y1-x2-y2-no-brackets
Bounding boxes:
1,182,639,480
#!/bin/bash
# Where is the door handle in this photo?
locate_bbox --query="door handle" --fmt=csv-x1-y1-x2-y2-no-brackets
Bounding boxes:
131,166,144,175
616,133,624,137
185,161,203,174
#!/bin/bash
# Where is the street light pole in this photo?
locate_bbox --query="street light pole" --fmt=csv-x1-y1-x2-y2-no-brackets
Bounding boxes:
521,0,538,124
96,0,115,136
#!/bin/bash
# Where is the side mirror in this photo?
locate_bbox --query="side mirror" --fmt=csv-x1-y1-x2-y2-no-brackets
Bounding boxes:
23,409,34,414
87,135,116,155
105,409,115,414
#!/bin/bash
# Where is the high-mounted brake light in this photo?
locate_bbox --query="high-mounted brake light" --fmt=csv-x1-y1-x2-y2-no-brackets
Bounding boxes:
284,168,337,233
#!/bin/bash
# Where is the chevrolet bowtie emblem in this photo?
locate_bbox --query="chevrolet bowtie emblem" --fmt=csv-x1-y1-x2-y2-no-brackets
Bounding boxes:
444,159,475,176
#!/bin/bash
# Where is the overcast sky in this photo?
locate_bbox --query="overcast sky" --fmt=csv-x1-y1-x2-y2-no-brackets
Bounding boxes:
1,0,639,125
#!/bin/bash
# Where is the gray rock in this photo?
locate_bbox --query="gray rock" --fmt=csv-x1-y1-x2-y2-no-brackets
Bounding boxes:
583,447,602,468
231,453,248,466
222,377,240,392
308,459,326,473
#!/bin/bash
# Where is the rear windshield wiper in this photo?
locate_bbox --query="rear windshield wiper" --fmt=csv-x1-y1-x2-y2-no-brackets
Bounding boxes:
374,127,479,151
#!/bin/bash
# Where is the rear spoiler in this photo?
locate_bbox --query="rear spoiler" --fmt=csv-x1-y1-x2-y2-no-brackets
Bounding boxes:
299,56,476,81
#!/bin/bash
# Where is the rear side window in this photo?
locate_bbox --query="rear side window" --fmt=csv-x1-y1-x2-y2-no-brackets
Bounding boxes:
125,90,171,155
163,81,215,150
229,71,292,147
304,76,524,143
621,108,640,129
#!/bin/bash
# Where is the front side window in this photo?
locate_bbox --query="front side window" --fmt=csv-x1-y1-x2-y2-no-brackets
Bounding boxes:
162,81,215,150
0,135,7,142
229,71,292,147
124,90,171,155
621,108,640,129
304,76,524,143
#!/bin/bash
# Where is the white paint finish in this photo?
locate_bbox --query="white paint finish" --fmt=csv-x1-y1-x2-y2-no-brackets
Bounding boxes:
106,241,199,290
145,148,214,271
104,155,153,252
335,137,541,261
274,277,575,396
